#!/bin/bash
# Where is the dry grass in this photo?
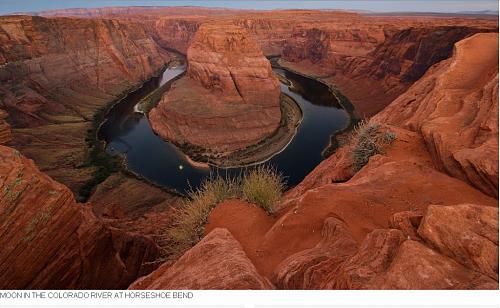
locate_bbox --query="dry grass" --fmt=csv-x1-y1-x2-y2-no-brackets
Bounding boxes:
349,120,396,172
162,176,239,258
242,165,285,214
161,166,285,259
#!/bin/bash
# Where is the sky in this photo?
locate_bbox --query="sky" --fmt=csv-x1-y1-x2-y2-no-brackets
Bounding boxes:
0,0,498,15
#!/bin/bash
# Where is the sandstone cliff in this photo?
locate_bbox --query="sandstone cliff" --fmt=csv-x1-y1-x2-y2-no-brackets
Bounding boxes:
374,33,499,197
0,15,169,193
149,23,281,153
0,110,11,144
29,9,496,119
0,145,160,289
277,21,496,117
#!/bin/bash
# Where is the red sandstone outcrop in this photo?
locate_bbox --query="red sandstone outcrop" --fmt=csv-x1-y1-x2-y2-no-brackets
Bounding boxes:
27,8,497,118
0,15,169,192
153,17,201,53
89,173,182,241
280,23,496,117
0,110,11,144
0,145,160,289
369,239,497,289
144,150,498,289
374,33,499,197
418,204,498,281
149,23,281,153
129,228,272,289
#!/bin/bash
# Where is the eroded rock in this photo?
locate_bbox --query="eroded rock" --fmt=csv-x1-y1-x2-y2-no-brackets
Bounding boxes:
374,33,499,197
0,145,159,289
149,23,281,154
129,228,273,289
418,204,499,280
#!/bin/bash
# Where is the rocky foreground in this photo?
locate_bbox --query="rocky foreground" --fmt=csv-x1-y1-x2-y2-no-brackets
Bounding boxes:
0,8,498,289
149,23,281,155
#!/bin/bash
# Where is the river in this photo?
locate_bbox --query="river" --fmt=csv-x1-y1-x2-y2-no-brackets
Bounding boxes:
98,64,350,193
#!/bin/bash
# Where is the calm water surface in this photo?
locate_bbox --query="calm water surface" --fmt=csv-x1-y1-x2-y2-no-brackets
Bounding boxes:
99,65,349,193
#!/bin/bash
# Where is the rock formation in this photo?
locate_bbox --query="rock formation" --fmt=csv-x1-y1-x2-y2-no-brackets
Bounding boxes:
0,15,169,193
374,33,499,197
0,145,160,289
0,7,497,291
18,9,498,119
149,23,281,154
0,110,11,144
129,228,272,289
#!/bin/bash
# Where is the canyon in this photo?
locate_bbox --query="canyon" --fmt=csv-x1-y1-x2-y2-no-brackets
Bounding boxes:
149,22,282,157
0,7,498,290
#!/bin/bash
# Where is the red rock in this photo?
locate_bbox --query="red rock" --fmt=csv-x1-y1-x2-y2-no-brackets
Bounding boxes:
284,126,434,201
374,33,499,197
129,228,273,289
0,15,169,192
322,229,405,289
89,173,182,243
149,23,281,153
389,211,424,241
0,109,11,144
208,154,496,279
368,240,498,289
154,17,201,53
418,204,498,280
0,145,159,289
272,217,358,289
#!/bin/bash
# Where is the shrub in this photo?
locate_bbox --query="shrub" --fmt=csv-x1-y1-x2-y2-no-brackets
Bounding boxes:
242,165,285,214
162,176,239,258
350,120,396,172
161,166,286,260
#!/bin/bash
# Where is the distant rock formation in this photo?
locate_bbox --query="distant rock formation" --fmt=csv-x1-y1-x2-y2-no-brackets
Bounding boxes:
0,15,169,192
149,23,281,153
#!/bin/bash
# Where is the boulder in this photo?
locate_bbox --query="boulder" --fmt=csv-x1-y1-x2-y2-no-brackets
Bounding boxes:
129,228,273,289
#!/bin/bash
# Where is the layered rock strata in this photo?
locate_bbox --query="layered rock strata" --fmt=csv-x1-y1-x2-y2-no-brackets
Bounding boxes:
149,23,281,154
0,145,160,289
129,228,272,289
0,15,169,193
374,33,499,197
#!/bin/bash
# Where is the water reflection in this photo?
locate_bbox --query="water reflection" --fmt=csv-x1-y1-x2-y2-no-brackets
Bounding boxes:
99,65,349,193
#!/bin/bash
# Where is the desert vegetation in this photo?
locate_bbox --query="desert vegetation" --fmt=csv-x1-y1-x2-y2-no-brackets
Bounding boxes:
348,120,396,172
162,166,285,259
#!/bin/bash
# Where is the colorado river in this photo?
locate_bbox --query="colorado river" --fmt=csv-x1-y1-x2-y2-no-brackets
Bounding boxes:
98,64,350,193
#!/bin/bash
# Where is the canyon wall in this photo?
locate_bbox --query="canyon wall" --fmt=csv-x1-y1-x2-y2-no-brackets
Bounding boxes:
149,23,281,153
29,9,496,118
0,145,160,289
374,33,499,197
0,110,11,144
0,15,169,193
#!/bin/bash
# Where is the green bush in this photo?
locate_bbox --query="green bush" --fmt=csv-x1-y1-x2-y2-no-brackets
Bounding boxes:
350,120,396,172
242,165,285,214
